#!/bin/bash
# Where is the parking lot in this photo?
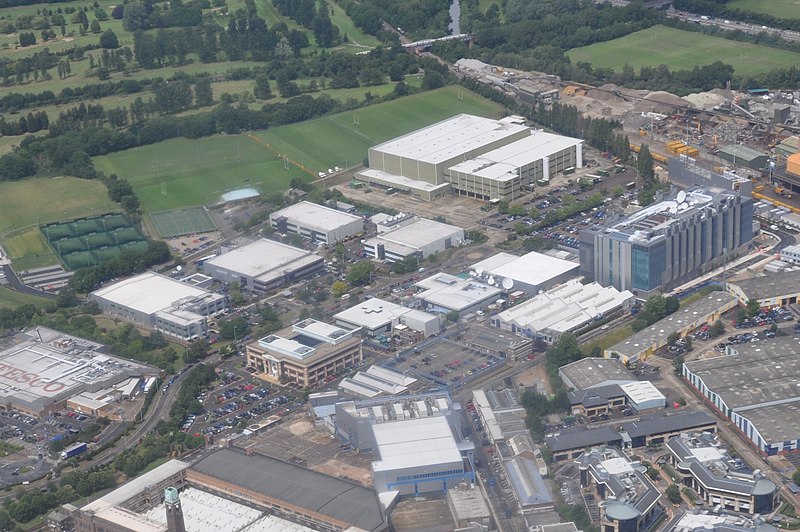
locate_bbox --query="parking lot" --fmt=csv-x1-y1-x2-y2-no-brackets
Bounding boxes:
387,338,505,388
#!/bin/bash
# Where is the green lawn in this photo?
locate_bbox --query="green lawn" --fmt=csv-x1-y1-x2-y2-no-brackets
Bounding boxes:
0,286,51,309
568,25,800,77
325,0,381,49
727,0,800,19
0,177,114,236
252,85,504,177
94,86,504,212
94,135,312,212
3,229,59,270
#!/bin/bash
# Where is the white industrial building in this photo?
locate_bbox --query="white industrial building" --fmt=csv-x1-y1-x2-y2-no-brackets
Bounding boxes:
357,114,583,201
91,271,226,340
415,273,502,316
619,381,666,411
338,366,418,400
204,239,323,293
363,214,464,263
492,279,635,344
371,415,469,495
333,297,441,338
269,201,364,244
470,251,579,295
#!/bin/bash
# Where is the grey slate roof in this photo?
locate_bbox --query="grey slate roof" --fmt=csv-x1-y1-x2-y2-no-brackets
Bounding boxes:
191,449,386,531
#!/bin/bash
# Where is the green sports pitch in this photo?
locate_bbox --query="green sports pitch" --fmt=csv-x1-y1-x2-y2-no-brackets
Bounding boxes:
727,0,800,19
93,86,504,213
568,25,800,77
150,207,217,238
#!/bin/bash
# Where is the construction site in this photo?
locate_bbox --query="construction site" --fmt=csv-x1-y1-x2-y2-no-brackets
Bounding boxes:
454,58,800,218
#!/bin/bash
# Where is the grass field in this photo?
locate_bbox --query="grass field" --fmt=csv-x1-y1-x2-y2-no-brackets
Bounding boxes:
0,285,51,309
0,177,113,237
568,25,800,77
2,229,58,270
151,207,217,237
727,0,800,19
94,86,504,212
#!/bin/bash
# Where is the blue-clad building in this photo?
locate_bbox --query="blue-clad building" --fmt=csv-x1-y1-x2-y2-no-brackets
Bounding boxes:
580,187,754,295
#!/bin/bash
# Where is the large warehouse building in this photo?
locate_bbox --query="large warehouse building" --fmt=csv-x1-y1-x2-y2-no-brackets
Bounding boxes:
91,272,226,340
415,273,502,316
364,214,464,262
357,114,583,201
683,337,800,455
471,251,579,295
270,201,364,244
0,327,158,418
335,393,472,496
580,187,754,295
204,238,323,293
57,448,388,532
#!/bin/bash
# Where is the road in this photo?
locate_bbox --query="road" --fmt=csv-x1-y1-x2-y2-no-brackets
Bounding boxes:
0,265,57,300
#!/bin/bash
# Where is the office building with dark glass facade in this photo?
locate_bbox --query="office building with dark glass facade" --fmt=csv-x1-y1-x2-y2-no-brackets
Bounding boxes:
579,188,753,296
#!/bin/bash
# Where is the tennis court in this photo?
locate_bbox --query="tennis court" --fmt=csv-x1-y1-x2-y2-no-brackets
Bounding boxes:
150,207,217,238
42,214,148,269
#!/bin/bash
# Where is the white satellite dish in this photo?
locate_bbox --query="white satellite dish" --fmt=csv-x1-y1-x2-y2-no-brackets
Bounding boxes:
502,277,514,290
470,271,477,277
677,190,686,203
176,265,182,271
679,202,688,211
476,267,484,276
487,276,495,286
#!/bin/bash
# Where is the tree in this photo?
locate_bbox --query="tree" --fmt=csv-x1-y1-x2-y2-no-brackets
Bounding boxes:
446,310,460,323
185,339,209,363
331,281,348,298
667,332,680,346
709,320,726,338
99,29,118,48
194,77,213,107
793,469,800,487
745,299,761,318
90,19,101,33
347,260,373,286
422,70,445,91
672,354,684,375
253,74,272,100
666,484,682,505
638,144,655,182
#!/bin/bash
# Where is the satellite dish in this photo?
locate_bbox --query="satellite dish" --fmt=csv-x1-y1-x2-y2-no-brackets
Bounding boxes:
502,278,514,290
677,190,686,203
176,265,182,271
476,267,484,276
679,203,688,211
487,276,495,286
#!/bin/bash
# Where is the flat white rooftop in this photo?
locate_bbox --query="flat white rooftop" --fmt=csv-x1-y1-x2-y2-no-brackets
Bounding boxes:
334,298,430,331
367,217,463,251
0,327,155,411
371,114,529,165
416,273,502,312
371,415,463,472
449,130,582,180
206,239,320,280
471,251,578,290
358,168,449,193
92,272,220,316
270,201,361,232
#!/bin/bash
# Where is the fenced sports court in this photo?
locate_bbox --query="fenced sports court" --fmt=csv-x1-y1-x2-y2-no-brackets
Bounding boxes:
41,214,148,270
150,206,217,238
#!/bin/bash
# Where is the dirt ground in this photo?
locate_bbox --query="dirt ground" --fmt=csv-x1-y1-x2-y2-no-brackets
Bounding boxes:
243,415,373,486
513,363,551,396
389,497,454,532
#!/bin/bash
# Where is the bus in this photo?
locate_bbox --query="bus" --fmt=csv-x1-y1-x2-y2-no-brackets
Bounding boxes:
536,178,550,187
626,181,636,190
563,167,576,175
